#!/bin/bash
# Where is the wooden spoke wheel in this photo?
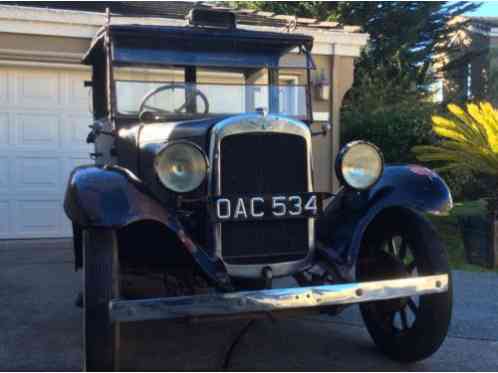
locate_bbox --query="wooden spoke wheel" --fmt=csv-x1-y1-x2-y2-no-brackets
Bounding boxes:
83,229,120,371
357,210,452,362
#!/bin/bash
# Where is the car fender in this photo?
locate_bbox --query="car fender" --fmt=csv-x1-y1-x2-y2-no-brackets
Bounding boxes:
64,165,232,289
64,165,177,230
317,165,452,270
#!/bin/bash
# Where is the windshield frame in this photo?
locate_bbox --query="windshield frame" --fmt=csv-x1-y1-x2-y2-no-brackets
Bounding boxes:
113,75,312,122
111,63,314,125
84,21,316,127
96,24,315,127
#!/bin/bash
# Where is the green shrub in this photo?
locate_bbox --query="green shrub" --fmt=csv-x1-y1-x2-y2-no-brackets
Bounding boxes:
340,98,488,200
441,168,495,201
341,99,434,164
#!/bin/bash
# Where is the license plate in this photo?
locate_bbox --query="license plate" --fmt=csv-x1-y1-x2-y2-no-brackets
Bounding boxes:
209,193,325,222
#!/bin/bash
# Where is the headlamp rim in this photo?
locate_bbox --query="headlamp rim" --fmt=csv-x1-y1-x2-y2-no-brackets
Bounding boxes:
335,140,384,190
154,140,209,193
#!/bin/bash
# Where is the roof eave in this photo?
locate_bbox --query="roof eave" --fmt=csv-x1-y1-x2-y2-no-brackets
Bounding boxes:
0,5,368,58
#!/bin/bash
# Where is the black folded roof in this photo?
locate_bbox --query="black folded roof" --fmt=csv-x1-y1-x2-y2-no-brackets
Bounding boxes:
83,24,313,69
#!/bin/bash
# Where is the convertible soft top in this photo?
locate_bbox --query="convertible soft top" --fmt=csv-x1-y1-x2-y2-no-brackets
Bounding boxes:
82,24,314,69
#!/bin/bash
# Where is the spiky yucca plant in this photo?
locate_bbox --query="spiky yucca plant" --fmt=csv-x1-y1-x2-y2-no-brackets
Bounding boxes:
413,101,498,213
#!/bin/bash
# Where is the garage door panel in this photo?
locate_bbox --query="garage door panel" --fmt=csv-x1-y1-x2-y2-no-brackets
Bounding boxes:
0,200,8,236
0,67,93,238
16,113,60,148
12,199,61,237
0,156,9,192
15,69,61,108
0,112,9,145
63,113,93,150
14,156,61,193
60,210,73,236
65,73,91,108
0,70,7,104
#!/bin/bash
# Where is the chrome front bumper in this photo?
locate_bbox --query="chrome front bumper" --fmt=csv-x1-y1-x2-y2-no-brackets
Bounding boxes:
109,274,448,323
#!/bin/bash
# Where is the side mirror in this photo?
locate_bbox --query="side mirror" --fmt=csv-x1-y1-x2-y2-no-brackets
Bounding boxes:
311,122,331,137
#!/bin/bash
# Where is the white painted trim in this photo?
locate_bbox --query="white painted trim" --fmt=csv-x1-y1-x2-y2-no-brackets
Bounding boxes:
0,5,185,27
0,59,89,70
313,112,330,121
0,48,83,64
312,42,364,57
0,18,98,38
239,23,369,47
469,24,498,37
312,42,334,55
0,5,368,58
0,5,105,25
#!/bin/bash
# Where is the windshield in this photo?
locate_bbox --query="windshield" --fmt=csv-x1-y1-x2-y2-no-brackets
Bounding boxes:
114,66,310,121
116,81,308,120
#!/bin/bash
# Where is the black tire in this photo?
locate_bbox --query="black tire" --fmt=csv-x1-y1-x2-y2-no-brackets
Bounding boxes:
83,228,120,371
357,210,452,363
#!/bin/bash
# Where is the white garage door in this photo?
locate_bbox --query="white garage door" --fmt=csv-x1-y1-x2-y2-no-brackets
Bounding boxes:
0,66,92,239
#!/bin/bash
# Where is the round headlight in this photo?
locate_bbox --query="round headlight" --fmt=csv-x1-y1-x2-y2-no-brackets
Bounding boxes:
154,141,208,193
336,141,383,190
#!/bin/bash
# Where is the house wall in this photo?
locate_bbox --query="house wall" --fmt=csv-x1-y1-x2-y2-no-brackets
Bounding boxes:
0,33,89,63
469,33,490,100
441,27,498,103
330,55,354,191
465,33,498,103
488,36,498,103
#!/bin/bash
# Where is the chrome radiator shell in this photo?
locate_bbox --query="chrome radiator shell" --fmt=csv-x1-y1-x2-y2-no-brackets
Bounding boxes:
207,114,315,278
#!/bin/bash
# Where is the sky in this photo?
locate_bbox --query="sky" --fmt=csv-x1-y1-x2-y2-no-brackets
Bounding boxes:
466,1,498,17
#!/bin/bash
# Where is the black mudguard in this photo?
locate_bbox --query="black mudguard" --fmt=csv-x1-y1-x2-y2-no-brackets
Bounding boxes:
65,165,173,228
64,165,231,290
317,165,452,278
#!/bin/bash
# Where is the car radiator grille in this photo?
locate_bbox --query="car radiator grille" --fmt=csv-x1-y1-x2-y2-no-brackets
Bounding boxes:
219,132,309,264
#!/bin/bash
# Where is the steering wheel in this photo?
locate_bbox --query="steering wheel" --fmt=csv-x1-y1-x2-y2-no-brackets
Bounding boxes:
138,84,210,119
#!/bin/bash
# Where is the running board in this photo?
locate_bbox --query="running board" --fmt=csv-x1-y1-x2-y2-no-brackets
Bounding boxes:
109,274,448,323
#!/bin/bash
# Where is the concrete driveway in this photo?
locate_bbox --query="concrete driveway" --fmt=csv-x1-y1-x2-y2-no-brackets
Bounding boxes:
1,240,497,371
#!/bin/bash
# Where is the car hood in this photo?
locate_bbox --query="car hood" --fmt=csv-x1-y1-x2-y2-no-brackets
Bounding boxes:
138,115,230,149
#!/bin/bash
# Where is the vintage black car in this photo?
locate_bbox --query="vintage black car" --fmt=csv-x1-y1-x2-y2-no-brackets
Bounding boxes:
64,9,453,371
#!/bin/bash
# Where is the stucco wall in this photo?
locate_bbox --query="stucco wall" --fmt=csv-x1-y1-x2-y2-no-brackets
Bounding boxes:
0,33,89,62
441,30,498,102
471,32,491,101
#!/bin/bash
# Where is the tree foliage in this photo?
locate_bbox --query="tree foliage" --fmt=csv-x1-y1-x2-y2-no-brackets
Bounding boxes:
242,2,479,98
240,1,334,20
242,2,484,200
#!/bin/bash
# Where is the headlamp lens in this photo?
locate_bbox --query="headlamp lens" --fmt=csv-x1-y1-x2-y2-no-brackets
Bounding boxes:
154,142,207,193
339,142,383,189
